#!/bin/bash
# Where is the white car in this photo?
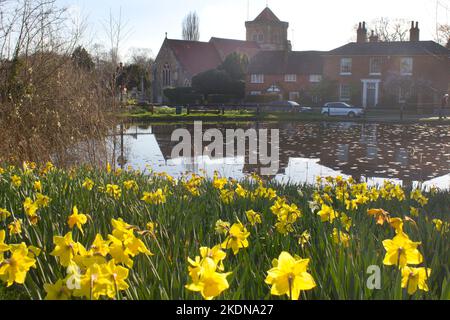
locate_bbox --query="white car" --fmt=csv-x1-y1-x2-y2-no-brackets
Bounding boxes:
321,102,365,118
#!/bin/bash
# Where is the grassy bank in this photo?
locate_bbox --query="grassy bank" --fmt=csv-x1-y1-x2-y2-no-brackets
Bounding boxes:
119,107,450,124
0,163,448,300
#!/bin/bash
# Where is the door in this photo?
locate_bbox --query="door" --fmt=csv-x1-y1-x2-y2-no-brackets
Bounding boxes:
366,83,376,108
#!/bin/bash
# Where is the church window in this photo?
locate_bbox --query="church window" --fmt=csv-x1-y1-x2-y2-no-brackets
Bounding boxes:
163,63,171,86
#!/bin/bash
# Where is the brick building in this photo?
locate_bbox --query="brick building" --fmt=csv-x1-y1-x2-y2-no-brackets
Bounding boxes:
323,22,450,108
153,7,450,107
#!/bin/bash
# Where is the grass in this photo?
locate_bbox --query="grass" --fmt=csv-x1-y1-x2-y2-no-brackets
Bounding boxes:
118,106,450,124
0,164,449,300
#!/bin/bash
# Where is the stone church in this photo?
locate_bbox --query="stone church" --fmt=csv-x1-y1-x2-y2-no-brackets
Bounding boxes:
152,7,289,103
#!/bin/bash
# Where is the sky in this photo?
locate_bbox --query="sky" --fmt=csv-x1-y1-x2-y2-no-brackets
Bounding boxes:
58,0,450,60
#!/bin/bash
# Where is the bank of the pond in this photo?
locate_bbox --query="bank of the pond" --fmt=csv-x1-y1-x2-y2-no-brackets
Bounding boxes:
119,110,450,124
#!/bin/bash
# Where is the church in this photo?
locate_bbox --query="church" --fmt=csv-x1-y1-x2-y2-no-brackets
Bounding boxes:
152,7,301,103
153,7,450,107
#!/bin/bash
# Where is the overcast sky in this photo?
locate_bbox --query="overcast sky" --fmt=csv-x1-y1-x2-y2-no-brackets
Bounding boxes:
58,0,450,60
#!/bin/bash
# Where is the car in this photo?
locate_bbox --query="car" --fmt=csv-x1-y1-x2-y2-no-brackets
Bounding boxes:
267,100,312,113
321,102,365,118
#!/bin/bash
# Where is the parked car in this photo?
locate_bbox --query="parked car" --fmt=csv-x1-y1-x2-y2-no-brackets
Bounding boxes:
321,102,365,117
267,100,312,113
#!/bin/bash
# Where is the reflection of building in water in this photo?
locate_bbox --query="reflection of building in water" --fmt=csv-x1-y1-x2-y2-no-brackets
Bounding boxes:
121,122,450,188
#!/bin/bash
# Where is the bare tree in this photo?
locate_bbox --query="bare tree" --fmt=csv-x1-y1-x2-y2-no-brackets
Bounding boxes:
436,24,450,45
351,18,409,42
0,0,109,165
182,11,200,41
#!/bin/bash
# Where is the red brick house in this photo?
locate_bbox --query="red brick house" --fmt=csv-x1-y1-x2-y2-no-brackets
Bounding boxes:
246,51,324,101
323,22,450,108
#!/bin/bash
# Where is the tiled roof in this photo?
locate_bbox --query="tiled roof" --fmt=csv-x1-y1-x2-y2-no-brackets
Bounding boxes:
253,7,280,22
210,37,260,59
327,41,450,56
248,50,324,74
165,39,222,76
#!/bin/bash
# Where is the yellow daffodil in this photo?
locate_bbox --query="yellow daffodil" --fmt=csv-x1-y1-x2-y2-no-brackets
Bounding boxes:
35,193,51,208
221,222,250,255
382,233,423,268
246,210,262,226
0,208,11,221
23,197,38,218
235,184,248,198
186,257,232,300
317,204,338,223
44,279,72,300
265,252,316,300
199,246,227,272
219,189,234,204
11,175,21,188
8,220,22,236
401,266,431,295
389,218,404,234
410,207,419,217
332,228,351,247
50,232,80,267
108,235,134,268
67,206,88,234
141,189,166,205
215,220,230,235
213,177,228,190
340,213,352,231
106,184,122,200
0,230,10,263
123,180,139,192
0,243,36,287
33,180,42,192
368,208,390,225
82,178,94,191
102,260,130,299
298,231,311,248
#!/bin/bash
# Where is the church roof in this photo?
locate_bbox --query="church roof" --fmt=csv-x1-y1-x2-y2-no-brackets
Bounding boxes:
253,7,280,22
210,37,260,59
165,39,222,76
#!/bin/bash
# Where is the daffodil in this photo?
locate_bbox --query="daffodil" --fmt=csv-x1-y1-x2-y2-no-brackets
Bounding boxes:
0,230,10,263
106,184,122,200
186,257,231,300
298,231,311,249
246,210,262,226
44,279,72,300
368,208,390,225
213,177,228,190
35,193,51,208
50,232,80,267
82,178,94,191
215,220,230,235
221,222,250,255
123,180,138,192
0,208,11,221
73,263,112,300
265,252,316,300
199,246,227,271
102,260,130,298
401,266,431,295
23,197,38,218
8,219,22,236
33,180,42,192
141,189,166,205
0,243,36,287
332,228,351,247
317,204,338,223
90,234,110,257
108,235,134,268
11,175,21,187
382,233,423,268
67,206,88,234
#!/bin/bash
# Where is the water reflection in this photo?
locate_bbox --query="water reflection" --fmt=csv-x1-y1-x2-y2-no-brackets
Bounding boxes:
113,122,450,190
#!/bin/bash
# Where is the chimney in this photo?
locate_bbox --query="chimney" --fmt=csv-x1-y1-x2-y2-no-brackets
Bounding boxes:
410,21,420,42
369,30,379,43
357,22,368,43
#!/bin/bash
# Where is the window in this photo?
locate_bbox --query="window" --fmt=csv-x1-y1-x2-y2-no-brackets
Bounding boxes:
340,84,351,101
285,74,297,82
289,92,300,101
398,87,410,103
184,79,191,87
400,57,413,75
251,74,264,84
309,74,322,83
370,57,382,75
250,91,261,95
258,34,264,43
267,84,281,93
162,63,171,87
340,58,352,75
252,34,258,42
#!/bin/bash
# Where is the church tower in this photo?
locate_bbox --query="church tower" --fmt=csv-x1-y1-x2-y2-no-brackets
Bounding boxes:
245,7,289,51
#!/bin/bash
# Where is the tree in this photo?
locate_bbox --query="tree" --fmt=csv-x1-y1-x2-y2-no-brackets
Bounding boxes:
182,11,200,41
436,24,450,46
352,18,409,42
72,46,94,71
218,53,248,81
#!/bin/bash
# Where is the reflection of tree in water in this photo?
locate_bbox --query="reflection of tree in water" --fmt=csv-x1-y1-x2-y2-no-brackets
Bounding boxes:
114,121,450,185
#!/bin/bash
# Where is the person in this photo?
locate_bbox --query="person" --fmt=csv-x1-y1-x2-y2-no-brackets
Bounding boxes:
440,93,449,120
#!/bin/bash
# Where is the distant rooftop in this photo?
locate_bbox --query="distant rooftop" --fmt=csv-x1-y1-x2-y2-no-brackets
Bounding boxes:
248,50,324,74
327,41,450,56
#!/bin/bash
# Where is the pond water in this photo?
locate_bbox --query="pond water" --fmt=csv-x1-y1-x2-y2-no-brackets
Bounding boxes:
111,121,450,189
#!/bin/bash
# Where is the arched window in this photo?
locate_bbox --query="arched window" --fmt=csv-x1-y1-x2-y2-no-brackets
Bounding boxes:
162,63,171,87
252,34,258,42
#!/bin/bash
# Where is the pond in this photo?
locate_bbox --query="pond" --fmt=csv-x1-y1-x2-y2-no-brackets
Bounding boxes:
110,121,450,189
